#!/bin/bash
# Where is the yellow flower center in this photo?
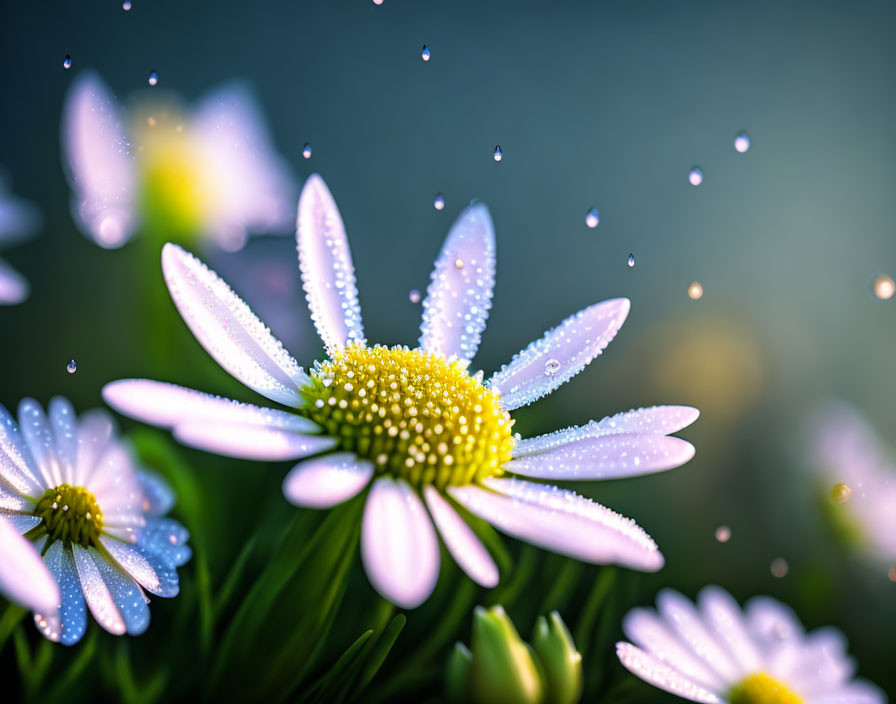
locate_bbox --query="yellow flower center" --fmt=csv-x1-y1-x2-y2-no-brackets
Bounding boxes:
300,344,514,489
728,673,806,704
32,484,104,548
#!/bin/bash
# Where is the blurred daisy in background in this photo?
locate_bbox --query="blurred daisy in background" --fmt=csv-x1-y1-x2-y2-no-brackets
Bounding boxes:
0,397,190,644
616,586,885,704
805,401,896,569
0,516,59,614
61,71,295,250
0,171,40,305
104,173,698,609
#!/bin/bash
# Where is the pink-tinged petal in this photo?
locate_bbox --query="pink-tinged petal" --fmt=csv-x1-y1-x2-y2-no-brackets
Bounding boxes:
811,682,887,704
103,379,318,433
514,406,700,457
282,452,374,508
744,596,804,647
506,434,695,480
361,477,440,608
296,174,364,350
487,298,630,410
61,72,137,248
17,398,63,490
48,397,78,486
423,486,499,588
615,642,722,704
448,478,663,572
0,479,31,512
72,410,114,489
695,586,762,677
0,516,60,614
100,537,161,595
71,545,125,635
0,257,28,305
0,403,44,497
161,243,309,407
172,421,336,461
419,203,496,362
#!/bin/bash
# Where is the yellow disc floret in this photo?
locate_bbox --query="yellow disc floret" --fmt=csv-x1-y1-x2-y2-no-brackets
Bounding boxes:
728,673,806,704
300,344,515,489
32,484,104,548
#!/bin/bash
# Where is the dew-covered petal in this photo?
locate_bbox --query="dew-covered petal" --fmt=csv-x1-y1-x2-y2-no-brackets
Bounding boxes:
137,470,175,517
615,642,722,704
71,544,126,635
423,486,499,588
506,434,695,480
35,542,87,645
0,512,41,533
102,379,318,433
296,174,365,350
161,243,309,407
172,421,337,461
101,537,161,595
138,518,191,570
361,477,440,608
282,452,374,508
85,440,143,524
0,257,29,305
73,409,114,489
0,478,31,511
696,586,762,677
48,397,79,485
513,406,700,457
92,549,149,635
18,398,63,491
0,516,60,614
419,203,495,362
0,403,43,497
487,298,630,410
61,71,137,248
448,478,663,572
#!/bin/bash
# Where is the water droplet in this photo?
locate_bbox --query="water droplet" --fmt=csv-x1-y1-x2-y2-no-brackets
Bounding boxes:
585,207,599,228
688,281,703,300
372,0,384,4
714,525,731,543
734,131,750,153
493,145,503,162
544,359,561,376
454,258,464,270
63,54,72,69
433,194,445,210
831,482,852,504
148,71,158,86
409,289,421,303
870,273,895,300
302,142,312,159
889,567,896,583
421,45,431,61
688,166,703,186
66,359,77,374
627,253,635,268
770,557,789,578
122,0,132,9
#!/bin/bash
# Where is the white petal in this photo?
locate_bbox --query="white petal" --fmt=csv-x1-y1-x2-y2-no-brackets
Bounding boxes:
0,403,44,497
17,398,63,490
615,642,722,704
1,513,41,533
811,682,887,704
35,542,87,645
296,174,364,350
487,298,630,410
744,596,804,647
0,516,60,614
73,410,114,489
0,479,31,512
419,203,495,362
92,549,150,635
0,257,29,305
103,379,318,433
173,421,336,461
72,544,126,635
282,452,373,508
161,243,309,406
696,586,762,677
61,71,137,248
101,537,161,595
423,486,499,588
513,406,700,457
48,397,79,485
448,478,663,571
361,477,439,608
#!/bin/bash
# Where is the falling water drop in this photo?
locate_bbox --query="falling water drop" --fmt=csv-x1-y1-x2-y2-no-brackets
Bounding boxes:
421,45,431,61
372,0,384,4
714,525,731,543
627,253,635,268
585,208,599,229
544,359,561,376
66,359,77,374
63,54,72,69
302,143,312,159
688,281,703,300
148,71,159,86
688,166,703,186
831,482,852,504
122,0,132,9
770,558,789,578
433,194,445,210
870,273,895,300
493,145,503,162
409,289,421,304
734,131,751,153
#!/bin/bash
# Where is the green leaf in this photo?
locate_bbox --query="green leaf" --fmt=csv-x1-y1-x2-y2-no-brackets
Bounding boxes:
212,534,257,619
572,568,616,661
537,560,584,616
354,613,407,695
300,630,374,704
43,629,99,704
0,603,25,654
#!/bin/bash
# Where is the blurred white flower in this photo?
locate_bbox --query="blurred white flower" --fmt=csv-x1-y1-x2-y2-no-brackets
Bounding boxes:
61,71,295,251
104,174,698,609
0,397,190,645
0,173,40,305
617,586,885,704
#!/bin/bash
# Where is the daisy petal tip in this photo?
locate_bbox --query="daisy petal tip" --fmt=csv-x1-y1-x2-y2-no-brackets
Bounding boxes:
281,453,373,509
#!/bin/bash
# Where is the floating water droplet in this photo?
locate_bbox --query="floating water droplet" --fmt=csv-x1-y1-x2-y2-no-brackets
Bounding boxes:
688,166,703,186
831,482,852,504
585,207,599,228
421,45,431,61
66,359,77,374
372,0,384,4
409,289,421,303
122,0,132,9
714,525,731,543
433,194,445,210
544,359,561,376
493,145,502,162
770,557,789,578
734,131,751,153
870,273,895,300
688,281,703,300
454,258,464,270
63,54,72,69
627,253,635,268
148,71,158,86
302,142,312,159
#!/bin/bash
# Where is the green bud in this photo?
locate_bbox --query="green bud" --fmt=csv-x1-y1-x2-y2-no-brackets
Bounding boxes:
445,642,473,704
532,612,583,704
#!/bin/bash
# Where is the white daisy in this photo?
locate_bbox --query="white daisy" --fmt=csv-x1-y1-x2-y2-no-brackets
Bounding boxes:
616,586,886,704
0,397,191,645
61,71,295,251
0,173,40,305
103,173,698,609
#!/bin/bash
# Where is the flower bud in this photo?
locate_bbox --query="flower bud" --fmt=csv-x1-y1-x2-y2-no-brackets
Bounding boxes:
532,611,583,704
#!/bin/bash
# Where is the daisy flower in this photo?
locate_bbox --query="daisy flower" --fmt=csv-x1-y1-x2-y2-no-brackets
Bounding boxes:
805,401,896,566
0,397,190,645
616,586,885,704
103,173,698,608
0,173,40,305
61,71,295,251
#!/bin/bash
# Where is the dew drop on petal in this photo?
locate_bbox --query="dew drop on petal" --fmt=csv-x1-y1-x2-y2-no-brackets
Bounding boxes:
148,71,158,86
585,207,599,228
302,142,312,159
454,257,464,270
688,281,703,299
122,0,132,9
66,359,78,374
770,557,789,578
870,273,895,300
715,525,731,543
627,253,635,268
831,482,852,503
63,54,72,69
688,166,703,186
433,194,445,210
409,289,421,304
734,131,751,153
493,145,503,162
421,45,431,61
544,358,561,376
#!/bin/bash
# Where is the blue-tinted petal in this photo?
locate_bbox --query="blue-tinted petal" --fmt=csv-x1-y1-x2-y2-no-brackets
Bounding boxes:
137,470,175,517
139,518,191,569
36,543,88,646
93,550,149,635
